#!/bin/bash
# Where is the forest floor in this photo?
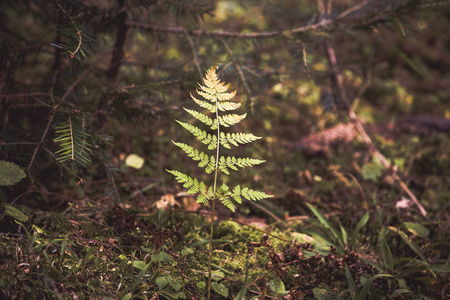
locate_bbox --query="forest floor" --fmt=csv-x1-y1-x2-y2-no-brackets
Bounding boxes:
1,102,449,299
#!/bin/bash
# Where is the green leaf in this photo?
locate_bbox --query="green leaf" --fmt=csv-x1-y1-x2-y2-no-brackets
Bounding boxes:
268,278,286,294
379,228,394,271
0,161,26,186
132,260,148,270
354,212,369,235
306,203,343,248
235,262,250,300
362,160,384,181
403,222,430,238
125,154,145,169
388,226,427,262
211,270,225,281
359,273,392,299
345,265,357,300
151,251,174,263
429,264,450,273
312,288,329,300
4,206,29,222
211,282,229,297
121,294,132,300
156,276,169,290
352,212,369,244
290,232,314,243
181,247,194,257
392,289,412,296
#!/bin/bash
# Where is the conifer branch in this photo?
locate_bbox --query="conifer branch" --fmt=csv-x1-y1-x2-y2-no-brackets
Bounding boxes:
55,0,82,60
128,0,420,39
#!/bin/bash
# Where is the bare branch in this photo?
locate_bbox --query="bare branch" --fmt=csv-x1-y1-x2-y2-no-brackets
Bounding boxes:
324,41,427,217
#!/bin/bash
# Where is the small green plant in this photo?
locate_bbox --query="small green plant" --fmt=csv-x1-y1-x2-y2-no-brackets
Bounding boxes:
166,66,272,299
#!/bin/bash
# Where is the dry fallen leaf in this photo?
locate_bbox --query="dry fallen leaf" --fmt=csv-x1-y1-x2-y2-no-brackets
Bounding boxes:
154,194,180,209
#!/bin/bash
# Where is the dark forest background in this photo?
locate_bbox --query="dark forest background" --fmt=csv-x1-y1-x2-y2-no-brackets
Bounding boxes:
0,0,449,299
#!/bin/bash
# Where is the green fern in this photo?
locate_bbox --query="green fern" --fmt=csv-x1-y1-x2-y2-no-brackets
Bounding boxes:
167,66,272,212
54,115,93,167
167,66,272,299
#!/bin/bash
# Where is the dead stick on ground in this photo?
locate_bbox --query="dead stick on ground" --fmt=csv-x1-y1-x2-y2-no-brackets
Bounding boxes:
324,41,427,217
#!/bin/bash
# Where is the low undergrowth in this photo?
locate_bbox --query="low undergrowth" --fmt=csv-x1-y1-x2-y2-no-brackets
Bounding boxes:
1,197,448,299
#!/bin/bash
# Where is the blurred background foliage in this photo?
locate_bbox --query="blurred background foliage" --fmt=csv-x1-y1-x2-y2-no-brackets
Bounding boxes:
1,0,448,207
0,0,449,298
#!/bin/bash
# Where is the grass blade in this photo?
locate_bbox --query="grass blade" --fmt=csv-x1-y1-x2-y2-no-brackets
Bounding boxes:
307,203,343,248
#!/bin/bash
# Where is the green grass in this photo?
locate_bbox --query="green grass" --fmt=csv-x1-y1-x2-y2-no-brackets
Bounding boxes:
1,195,448,299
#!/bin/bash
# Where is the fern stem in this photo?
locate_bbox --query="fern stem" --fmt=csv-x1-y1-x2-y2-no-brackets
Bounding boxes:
207,93,220,300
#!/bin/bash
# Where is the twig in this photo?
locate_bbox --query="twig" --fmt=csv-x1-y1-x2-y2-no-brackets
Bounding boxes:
219,38,256,110
55,0,82,59
184,31,203,78
220,39,251,94
324,41,427,217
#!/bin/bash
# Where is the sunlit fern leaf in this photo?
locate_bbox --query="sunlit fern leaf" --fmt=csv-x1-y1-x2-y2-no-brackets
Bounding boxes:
220,132,261,149
184,108,214,127
172,142,216,173
217,101,241,111
219,196,236,212
196,89,217,102
216,113,247,128
166,170,212,202
231,185,272,202
54,115,93,167
175,120,216,148
218,156,265,175
191,94,216,113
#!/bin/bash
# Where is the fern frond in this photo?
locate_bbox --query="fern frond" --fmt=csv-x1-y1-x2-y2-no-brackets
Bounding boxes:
172,141,215,173
166,170,213,201
168,66,272,212
218,156,265,175
231,185,273,202
54,115,93,167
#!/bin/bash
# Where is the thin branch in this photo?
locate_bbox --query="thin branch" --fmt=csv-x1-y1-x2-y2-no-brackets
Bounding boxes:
324,41,427,217
55,0,82,59
51,67,92,113
184,31,203,78
127,0,374,39
220,39,252,96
